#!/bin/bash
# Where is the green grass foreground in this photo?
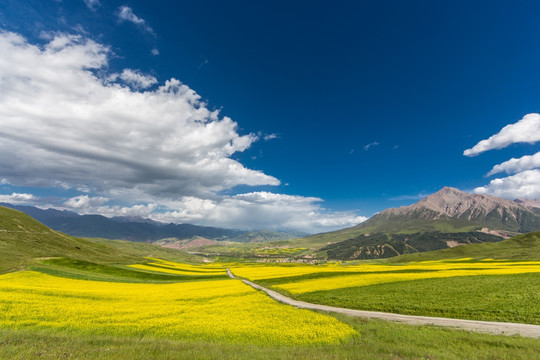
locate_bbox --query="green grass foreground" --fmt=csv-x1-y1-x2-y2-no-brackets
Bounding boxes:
1,316,539,360
290,273,540,325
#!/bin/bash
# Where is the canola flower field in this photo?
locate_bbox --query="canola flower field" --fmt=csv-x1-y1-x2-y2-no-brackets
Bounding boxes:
0,263,355,345
230,259,540,294
1,257,539,347
128,258,227,276
1,257,540,359
230,259,540,324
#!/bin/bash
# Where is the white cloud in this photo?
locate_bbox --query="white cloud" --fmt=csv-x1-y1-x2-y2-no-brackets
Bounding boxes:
0,192,39,205
465,113,540,199
83,0,100,11
0,31,278,202
64,195,108,210
363,141,379,150
118,69,157,89
151,48,159,56
150,192,368,233
487,151,540,176
117,6,154,35
62,196,157,217
474,170,540,199
0,31,368,233
263,134,278,141
464,113,540,156
51,191,367,233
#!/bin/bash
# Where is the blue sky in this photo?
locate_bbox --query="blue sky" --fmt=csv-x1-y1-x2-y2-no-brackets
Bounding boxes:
1,0,540,232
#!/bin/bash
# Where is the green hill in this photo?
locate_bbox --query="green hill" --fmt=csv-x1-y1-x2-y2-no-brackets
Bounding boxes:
0,206,196,273
388,231,540,262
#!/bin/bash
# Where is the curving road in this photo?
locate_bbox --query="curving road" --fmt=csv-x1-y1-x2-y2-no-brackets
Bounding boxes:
226,269,540,339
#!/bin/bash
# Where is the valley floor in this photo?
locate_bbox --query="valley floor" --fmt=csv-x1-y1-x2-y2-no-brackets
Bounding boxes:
1,257,539,359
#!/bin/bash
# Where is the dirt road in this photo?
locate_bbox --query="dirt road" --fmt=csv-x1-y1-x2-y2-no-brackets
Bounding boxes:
226,268,540,339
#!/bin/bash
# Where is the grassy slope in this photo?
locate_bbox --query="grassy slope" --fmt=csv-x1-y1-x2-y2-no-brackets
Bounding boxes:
294,273,540,324
0,206,198,273
84,237,198,263
388,231,540,262
288,215,484,249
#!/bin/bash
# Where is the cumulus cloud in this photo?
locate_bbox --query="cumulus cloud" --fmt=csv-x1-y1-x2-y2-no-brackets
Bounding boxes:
117,6,154,35
150,192,368,233
474,170,540,199
487,151,540,176
464,113,540,199
52,191,367,233
0,193,39,205
62,196,158,217
63,195,109,210
0,31,367,232
83,0,100,11
117,69,157,89
464,113,540,156
151,48,159,56
0,31,278,202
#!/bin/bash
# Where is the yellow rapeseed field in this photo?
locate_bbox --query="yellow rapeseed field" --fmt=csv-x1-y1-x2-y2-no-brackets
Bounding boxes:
129,258,226,275
0,270,355,345
231,260,540,294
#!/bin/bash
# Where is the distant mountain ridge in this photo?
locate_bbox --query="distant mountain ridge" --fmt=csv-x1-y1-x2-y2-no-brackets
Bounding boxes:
293,187,540,260
0,203,305,243
354,187,540,235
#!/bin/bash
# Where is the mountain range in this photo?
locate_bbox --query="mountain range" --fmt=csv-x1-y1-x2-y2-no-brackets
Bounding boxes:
0,203,306,244
272,187,540,260
4,187,540,260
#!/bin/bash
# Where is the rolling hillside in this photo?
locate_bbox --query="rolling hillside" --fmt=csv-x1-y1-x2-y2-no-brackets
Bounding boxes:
0,203,304,243
0,206,196,273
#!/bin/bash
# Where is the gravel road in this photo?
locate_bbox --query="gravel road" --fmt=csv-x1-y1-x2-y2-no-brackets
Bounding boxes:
226,268,540,339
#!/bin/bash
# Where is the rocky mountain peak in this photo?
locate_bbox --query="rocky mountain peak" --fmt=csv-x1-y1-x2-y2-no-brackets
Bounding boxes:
420,187,526,218
382,187,527,220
